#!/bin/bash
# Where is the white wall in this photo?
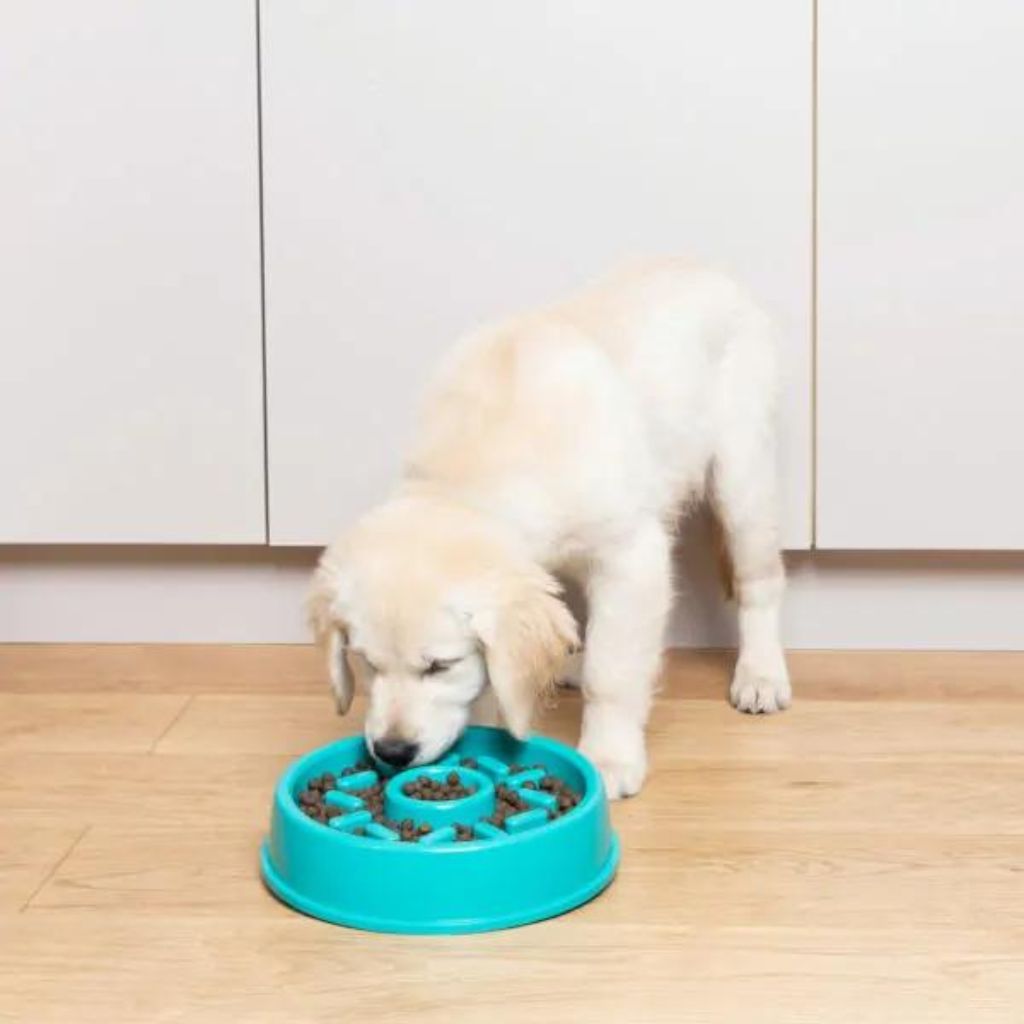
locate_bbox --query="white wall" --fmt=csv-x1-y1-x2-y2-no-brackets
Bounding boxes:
2,540,1021,649
1,2,1020,648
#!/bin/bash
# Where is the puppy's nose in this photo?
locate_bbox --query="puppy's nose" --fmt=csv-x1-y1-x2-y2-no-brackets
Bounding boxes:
373,737,418,768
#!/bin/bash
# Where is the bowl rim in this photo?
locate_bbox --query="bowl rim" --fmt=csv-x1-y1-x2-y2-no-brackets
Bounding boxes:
274,725,604,853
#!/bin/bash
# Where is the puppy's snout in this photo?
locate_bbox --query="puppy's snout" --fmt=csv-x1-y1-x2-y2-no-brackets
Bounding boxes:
373,736,418,768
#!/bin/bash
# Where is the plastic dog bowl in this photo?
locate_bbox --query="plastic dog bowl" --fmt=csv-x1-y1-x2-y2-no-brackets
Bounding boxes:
260,726,620,934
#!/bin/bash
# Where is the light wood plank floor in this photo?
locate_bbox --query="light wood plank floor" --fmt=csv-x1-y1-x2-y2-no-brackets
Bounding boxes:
1,646,1022,1024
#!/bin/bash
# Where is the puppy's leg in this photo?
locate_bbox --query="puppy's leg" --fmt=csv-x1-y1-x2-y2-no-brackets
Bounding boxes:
711,398,791,715
578,519,671,799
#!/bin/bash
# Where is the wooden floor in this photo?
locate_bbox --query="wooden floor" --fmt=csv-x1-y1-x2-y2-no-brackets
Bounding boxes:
1,646,1023,1023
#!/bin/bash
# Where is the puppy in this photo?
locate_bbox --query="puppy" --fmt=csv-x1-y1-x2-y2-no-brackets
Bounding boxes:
309,259,790,798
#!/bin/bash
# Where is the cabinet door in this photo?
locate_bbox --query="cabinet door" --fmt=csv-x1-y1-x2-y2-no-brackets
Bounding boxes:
818,0,1024,549
0,1,264,543
263,0,812,546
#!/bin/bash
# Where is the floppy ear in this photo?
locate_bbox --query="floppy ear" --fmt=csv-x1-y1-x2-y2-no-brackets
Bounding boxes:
473,567,579,739
307,565,355,715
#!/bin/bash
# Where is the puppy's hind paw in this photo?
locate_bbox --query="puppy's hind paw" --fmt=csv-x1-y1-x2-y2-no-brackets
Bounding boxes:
730,660,792,715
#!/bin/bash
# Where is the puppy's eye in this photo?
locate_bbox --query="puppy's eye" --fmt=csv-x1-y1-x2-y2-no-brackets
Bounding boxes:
423,658,457,676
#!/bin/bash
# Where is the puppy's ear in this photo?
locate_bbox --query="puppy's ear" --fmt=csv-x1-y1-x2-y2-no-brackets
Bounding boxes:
307,565,355,715
473,567,579,739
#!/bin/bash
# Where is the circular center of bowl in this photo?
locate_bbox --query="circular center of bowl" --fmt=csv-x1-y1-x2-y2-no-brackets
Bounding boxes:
384,766,495,828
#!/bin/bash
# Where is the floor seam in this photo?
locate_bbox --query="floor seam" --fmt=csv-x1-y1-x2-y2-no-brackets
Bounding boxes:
20,825,91,913
148,694,195,754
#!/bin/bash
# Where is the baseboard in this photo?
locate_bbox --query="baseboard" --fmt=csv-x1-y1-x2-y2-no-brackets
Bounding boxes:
2,531,1022,648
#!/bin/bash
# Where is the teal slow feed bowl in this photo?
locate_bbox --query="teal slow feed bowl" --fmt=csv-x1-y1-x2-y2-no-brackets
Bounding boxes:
260,726,620,934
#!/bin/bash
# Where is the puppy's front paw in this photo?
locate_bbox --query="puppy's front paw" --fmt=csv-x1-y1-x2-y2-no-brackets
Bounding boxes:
730,660,792,715
578,717,647,800
589,753,647,800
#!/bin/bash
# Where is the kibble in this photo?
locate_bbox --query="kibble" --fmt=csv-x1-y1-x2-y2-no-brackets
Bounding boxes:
495,784,527,813
401,774,477,801
295,762,581,840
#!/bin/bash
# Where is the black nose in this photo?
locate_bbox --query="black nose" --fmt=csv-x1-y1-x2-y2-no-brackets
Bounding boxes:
373,737,418,768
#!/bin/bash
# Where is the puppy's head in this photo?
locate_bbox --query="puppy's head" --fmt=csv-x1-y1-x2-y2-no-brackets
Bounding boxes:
308,495,577,768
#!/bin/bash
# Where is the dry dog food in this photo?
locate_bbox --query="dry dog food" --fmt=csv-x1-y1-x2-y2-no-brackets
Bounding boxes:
401,772,477,801
295,756,580,841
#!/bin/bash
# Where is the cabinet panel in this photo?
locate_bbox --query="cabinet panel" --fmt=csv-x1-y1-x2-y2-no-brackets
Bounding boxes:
263,0,812,546
818,0,1024,549
0,1,264,543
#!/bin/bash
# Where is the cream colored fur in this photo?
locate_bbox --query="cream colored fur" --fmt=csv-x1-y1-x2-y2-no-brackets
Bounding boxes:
309,259,790,798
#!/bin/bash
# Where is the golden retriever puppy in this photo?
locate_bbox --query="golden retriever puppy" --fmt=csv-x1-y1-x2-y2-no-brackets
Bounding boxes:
309,259,790,798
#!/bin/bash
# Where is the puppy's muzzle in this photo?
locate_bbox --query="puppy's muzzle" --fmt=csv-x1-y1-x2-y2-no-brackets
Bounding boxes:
372,737,418,768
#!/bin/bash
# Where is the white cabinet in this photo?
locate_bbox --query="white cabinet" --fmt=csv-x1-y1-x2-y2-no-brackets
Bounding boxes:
818,0,1024,549
0,1,265,543
3,2,1019,556
262,0,813,546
